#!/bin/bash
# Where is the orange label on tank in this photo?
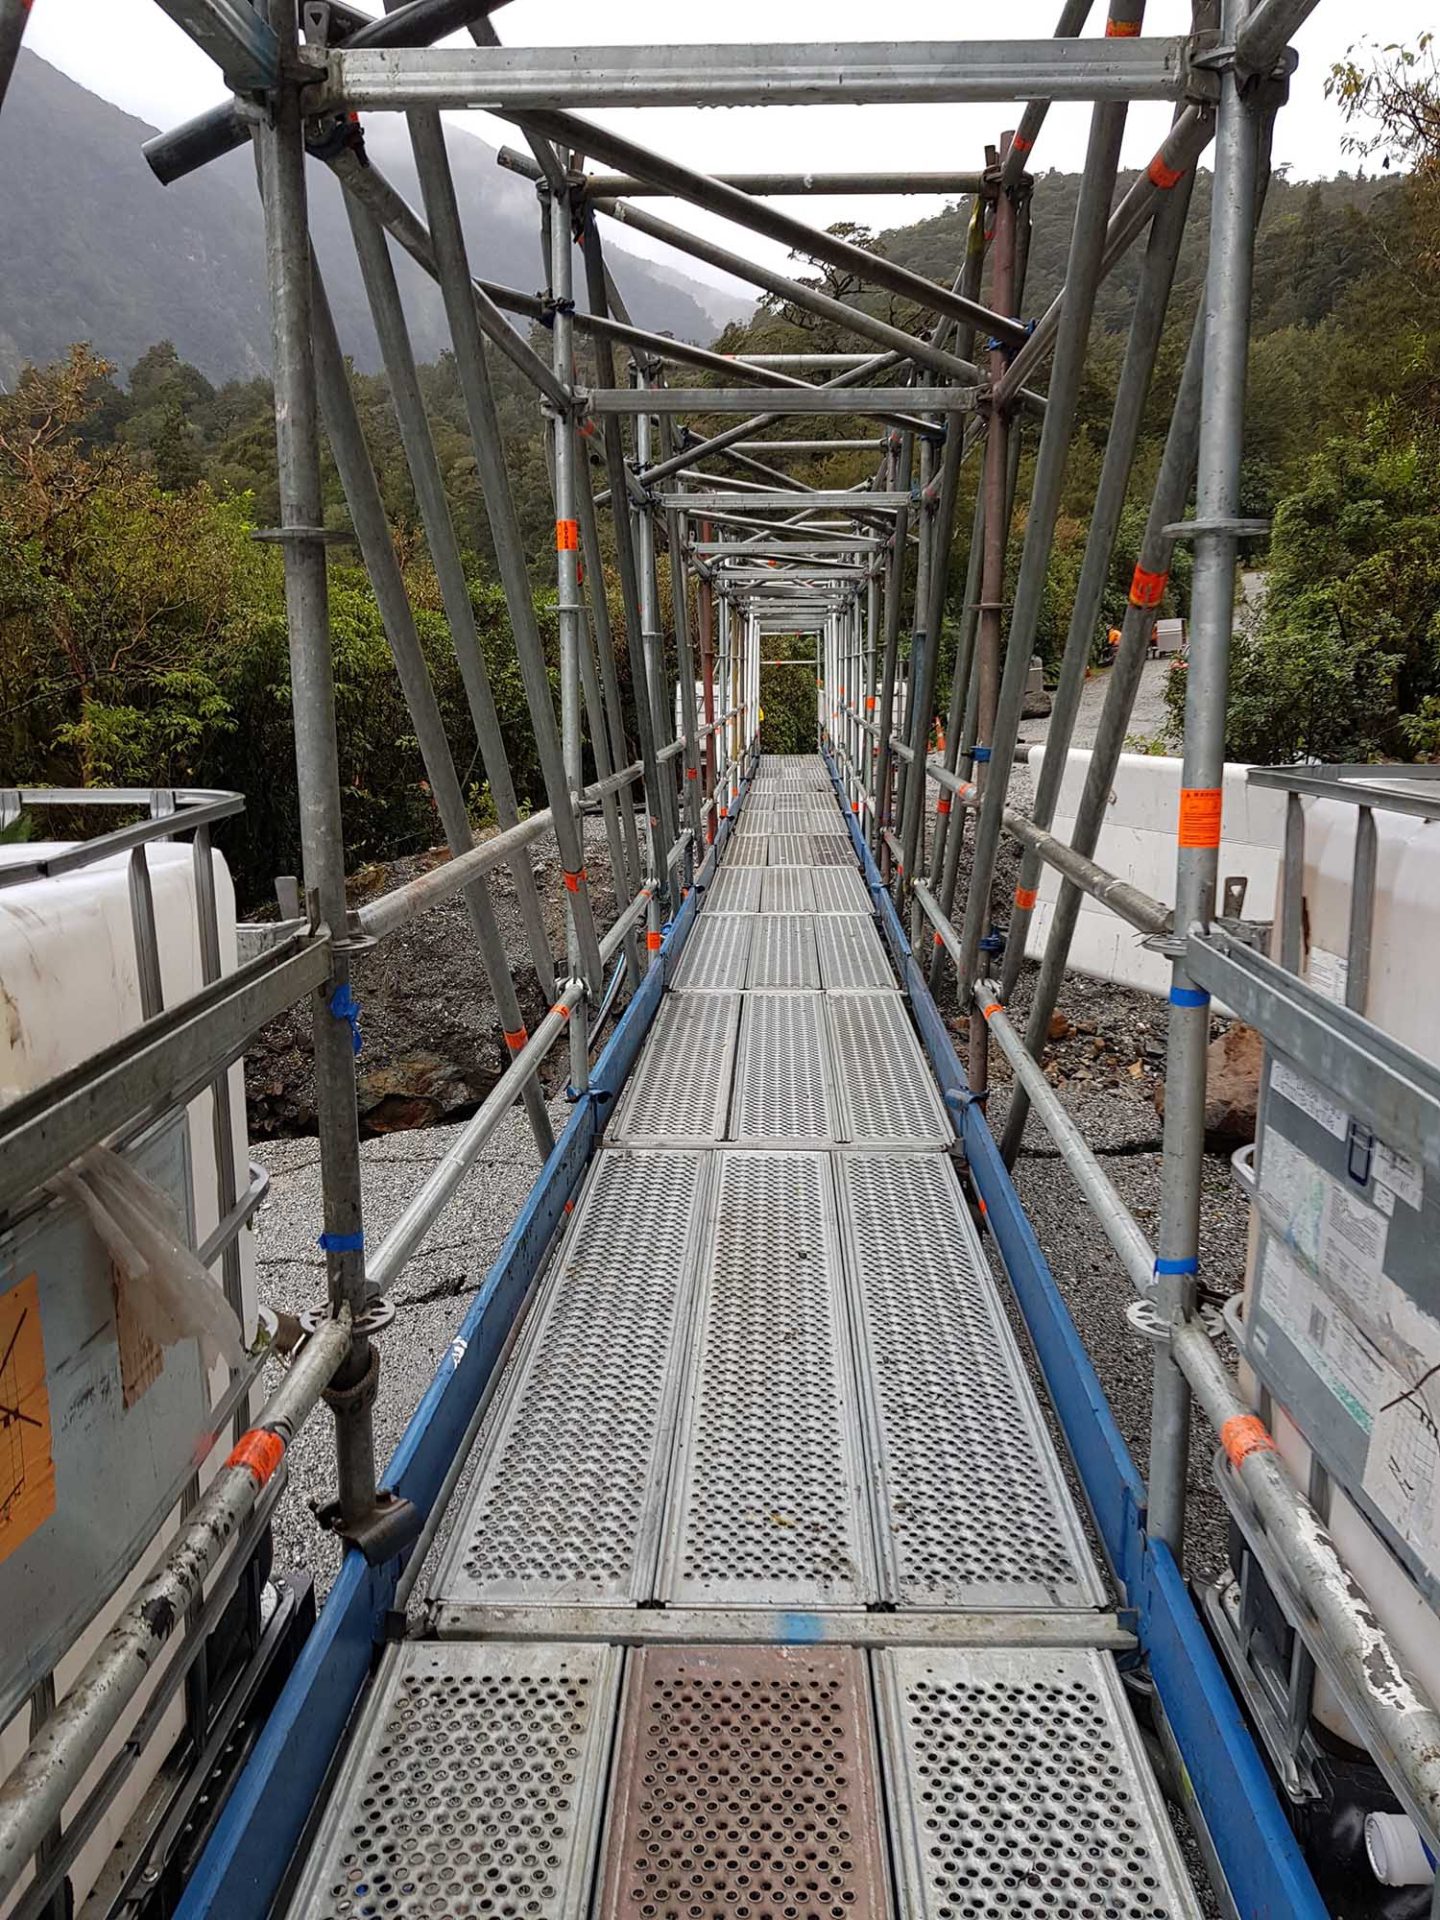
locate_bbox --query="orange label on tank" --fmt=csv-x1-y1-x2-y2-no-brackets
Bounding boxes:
0,1274,55,1566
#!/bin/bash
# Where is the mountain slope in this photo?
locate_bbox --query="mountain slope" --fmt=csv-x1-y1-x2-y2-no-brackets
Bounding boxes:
0,51,752,386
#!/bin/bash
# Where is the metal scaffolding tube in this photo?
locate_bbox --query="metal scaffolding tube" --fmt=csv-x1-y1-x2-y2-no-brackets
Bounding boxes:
1000,311,1204,1166
575,167,990,198
572,435,647,905
999,0,1097,188
998,149,1196,1004
576,207,672,908
314,37,1191,113
504,107,1027,347
1148,0,1262,1556
311,267,556,1156
921,191,991,914
871,433,913,863
252,25,376,1532
1234,0,1319,75
402,107,605,996
955,6,1141,1090
342,193,557,1003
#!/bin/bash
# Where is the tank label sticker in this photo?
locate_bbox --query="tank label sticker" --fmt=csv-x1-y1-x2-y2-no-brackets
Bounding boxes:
0,1273,56,1566
1305,944,1350,1005
1269,1057,1348,1141
1254,1239,1391,1438
1373,1141,1423,1214
1260,1132,1389,1325
1364,1379,1440,1572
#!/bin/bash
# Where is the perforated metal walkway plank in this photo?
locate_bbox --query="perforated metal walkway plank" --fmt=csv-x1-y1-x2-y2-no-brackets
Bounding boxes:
431,1151,710,1609
659,1151,874,1608
596,1646,891,1920
877,1647,1200,1920
288,1640,621,1920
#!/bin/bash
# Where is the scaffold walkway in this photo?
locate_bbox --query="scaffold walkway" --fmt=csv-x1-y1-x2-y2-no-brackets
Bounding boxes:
287,755,1200,1920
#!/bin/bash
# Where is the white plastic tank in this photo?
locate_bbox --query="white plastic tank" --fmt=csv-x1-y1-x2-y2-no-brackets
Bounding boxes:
1243,791,1440,1748
0,836,256,1912
1023,748,1285,998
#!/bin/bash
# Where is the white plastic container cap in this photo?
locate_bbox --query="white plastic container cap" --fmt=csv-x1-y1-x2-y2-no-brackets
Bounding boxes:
1364,1812,1437,1887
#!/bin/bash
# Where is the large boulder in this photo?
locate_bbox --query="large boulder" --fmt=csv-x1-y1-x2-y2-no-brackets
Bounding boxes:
1154,1020,1262,1144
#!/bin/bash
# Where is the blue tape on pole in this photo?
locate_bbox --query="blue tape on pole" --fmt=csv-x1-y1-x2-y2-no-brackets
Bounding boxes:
1169,986,1209,1009
972,745,991,762
1153,1256,1198,1276
328,982,363,1054
317,1231,364,1254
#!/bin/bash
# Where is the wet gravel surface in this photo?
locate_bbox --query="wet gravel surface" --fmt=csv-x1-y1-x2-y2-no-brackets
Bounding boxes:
253,1096,562,1592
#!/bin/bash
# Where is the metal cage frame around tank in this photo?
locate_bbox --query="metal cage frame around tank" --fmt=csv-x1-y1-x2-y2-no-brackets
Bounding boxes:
2,1,1438,1916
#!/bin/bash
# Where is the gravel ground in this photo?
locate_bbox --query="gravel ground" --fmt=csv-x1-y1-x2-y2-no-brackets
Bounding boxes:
1019,654,1174,754
252,1095,563,1592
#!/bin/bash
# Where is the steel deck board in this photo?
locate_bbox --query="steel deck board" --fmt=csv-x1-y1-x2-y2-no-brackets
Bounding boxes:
431,1152,710,1607
596,1647,891,1920
659,1151,874,1606
827,991,951,1143
839,1153,1105,1610
877,1647,1202,1919
747,912,821,989
672,912,752,990
730,990,840,1141
702,865,762,913
815,914,896,991
288,1641,621,1920
609,992,739,1142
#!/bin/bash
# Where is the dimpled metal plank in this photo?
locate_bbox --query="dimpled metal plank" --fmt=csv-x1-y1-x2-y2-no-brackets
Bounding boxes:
660,1152,872,1605
827,993,950,1144
877,1648,1201,1920
703,866,762,913
610,993,739,1142
760,866,816,914
815,916,895,993
765,831,816,867
808,834,854,865
730,992,839,1142
810,867,874,913
748,913,821,989
726,836,768,867
595,1646,890,1920
673,913,753,991
433,1152,709,1607
839,1154,1104,1610
290,1642,620,1920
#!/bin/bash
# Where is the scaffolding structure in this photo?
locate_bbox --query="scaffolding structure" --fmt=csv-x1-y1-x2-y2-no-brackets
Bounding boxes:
4,1,1440,1916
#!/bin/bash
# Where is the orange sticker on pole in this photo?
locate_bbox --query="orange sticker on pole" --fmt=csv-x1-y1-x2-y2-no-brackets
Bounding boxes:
1105,13,1141,32
1220,1413,1275,1469
1013,885,1038,911
226,1428,285,1488
1129,563,1168,608
555,519,579,551
1178,788,1223,849
1148,154,1185,190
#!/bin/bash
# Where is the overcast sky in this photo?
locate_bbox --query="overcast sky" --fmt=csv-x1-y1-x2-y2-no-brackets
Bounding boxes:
25,2,1430,298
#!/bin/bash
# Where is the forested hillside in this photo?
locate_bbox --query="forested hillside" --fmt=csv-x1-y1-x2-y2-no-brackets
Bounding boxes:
0,51,750,386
